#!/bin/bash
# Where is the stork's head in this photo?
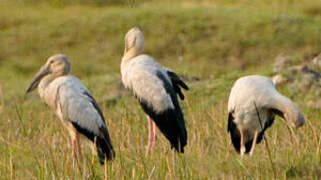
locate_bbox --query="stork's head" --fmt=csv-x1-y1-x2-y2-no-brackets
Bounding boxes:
124,27,144,54
26,54,71,93
283,103,305,128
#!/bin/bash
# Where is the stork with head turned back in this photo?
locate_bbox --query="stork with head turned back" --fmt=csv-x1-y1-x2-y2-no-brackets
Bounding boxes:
26,54,115,165
227,75,305,156
121,27,189,154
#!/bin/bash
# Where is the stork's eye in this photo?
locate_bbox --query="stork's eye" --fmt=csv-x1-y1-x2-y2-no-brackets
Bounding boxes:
49,60,54,64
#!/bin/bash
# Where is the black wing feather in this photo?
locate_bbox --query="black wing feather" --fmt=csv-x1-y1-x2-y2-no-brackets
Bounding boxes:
166,71,189,100
227,112,242,152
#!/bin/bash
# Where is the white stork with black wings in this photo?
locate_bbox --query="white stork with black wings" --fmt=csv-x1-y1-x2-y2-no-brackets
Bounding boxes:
26,54,115,165
227,75,305,156
121,27,188,154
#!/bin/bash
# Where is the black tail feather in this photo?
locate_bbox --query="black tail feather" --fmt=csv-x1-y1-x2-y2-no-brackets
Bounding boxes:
71,122,115,164
153,109,187,152
140,101,187,153
95,136,115,165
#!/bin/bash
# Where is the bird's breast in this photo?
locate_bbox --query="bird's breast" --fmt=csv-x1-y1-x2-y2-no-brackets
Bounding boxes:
234,108,270,132
38,77,69,117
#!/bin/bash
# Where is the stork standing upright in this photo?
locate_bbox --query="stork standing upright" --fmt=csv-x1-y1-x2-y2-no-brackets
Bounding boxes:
227,75,305,156
26,54,115,164
121,27,189,154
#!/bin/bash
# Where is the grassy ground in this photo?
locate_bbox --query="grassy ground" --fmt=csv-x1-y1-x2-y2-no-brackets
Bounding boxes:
0,0,320,179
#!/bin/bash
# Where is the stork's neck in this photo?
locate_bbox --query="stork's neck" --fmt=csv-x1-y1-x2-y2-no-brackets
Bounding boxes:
121,47,141,77
38,74,63,96
268,93,293,113
268,93,304,127
122,48,141,63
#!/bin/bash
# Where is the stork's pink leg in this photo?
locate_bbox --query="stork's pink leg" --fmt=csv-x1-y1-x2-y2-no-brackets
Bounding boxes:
74,132,82,162
152,119,157,145
250,131,259,156
71,136,77,167
66,122,79,167
146,116,157,155
70,130,82,167
239,125,246,156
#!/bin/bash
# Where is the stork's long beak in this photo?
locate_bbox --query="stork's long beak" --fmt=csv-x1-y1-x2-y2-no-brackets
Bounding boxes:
124,40,129,54
25,64,51,94
124,37,136,54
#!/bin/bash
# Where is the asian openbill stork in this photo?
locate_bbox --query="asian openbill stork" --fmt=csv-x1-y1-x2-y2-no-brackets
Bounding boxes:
227,75,305,156
121,27,189,154
26,54,115,165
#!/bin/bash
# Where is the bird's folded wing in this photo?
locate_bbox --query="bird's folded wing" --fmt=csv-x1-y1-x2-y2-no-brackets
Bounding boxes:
166,70,189,100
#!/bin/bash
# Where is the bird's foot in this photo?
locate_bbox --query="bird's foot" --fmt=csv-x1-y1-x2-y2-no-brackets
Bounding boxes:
240,146,246,157
145,146,151,157
91,154,96,165
249,151,254,156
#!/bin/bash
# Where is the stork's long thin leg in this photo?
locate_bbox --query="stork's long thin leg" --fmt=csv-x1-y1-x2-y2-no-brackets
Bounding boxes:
68,124,82,167
67,122,79,167
250,131,259,156
91,137,97,165
146,116,157,156
71,132,83,169
239,125,246,156
74,132,82,162
152,120,157,144
71,135,77,167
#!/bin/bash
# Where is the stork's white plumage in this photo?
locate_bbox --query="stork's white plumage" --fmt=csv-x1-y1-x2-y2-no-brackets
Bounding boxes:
26,54,115,165
121,27,188,154
227,75,305,156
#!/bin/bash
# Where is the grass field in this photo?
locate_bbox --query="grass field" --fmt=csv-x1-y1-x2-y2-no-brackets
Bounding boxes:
0,0,320,179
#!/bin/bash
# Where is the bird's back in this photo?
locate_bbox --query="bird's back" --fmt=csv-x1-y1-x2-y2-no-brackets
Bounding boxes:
122,55,174,113
228,75,277,114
